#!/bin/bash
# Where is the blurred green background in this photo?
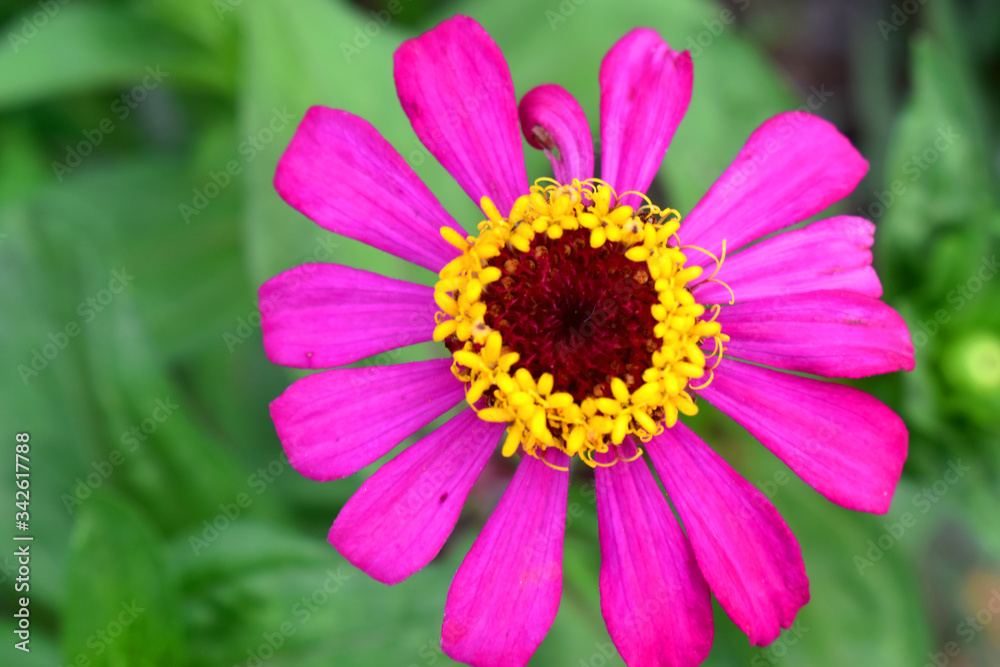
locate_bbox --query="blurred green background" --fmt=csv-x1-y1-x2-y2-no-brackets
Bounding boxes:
1,0,999,665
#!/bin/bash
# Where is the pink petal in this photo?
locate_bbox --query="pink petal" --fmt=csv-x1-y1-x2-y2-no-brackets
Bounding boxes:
698,359,908,513
329,408,504,585
718,290,915,378
395,15,528,214
693,216,883,304
260,263,436,369
442,451,569,667
600,29,692,209
270,359,465,481
274,107,463,272
648,424,809,646
681,113,868,262
518,84,594,184
596,455,713,667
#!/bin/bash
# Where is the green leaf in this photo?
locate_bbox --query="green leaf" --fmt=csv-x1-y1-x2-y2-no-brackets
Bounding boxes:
0,4,229,109
0,118,50,202
133,0,238,50
877,0,1000,464
0,200,114,611
34,155,250,356
63,491,185,666
879,0,1000,275
731,447,932,667
82,302,259,534
238,0,443,291
174,522,462,666
1,618,60,666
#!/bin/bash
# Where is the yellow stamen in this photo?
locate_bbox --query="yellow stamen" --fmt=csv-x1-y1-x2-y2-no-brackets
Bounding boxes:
440,226,469,251
430,178,729,467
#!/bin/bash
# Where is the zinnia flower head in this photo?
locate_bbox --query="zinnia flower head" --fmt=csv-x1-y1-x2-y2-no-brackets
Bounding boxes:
263,15,914,667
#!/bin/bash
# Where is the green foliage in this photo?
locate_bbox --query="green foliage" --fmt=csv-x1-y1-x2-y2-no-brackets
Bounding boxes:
64,492,185,665
0,0,997,664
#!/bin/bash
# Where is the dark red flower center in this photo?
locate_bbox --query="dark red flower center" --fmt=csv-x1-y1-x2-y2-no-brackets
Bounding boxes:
465,230,660,403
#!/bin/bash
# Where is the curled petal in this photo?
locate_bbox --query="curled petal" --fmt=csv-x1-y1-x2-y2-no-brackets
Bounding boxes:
519,84,594,183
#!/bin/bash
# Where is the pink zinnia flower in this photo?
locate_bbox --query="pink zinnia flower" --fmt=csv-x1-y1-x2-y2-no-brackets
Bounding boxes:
263,15,914,667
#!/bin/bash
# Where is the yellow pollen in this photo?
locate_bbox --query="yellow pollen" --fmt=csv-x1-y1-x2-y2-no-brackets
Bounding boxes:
433,178,730,467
